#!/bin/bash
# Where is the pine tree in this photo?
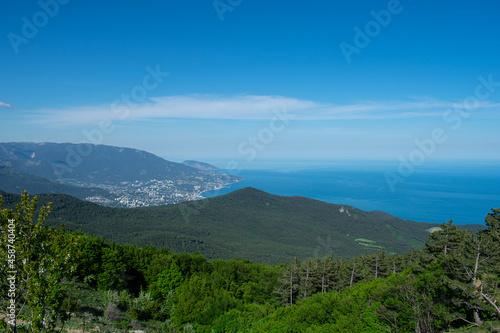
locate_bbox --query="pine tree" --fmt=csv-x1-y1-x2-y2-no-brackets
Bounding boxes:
305,257,323,297
331,257,350,292
426,220,467,258
349,257,356,288
431,210,500,326
321,254,337,293
477,208,500,317
298,260,312,300
275,257,300,306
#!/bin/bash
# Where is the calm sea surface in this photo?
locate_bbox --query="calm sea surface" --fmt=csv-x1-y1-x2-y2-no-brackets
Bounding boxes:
201,160,500,225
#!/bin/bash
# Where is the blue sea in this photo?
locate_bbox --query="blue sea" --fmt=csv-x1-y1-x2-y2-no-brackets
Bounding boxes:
202,160,500,226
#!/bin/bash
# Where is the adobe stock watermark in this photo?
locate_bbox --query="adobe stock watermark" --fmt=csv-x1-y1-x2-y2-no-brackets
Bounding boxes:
51,65,169,179
339,0,407,64
213,0,242,21
4,219,18,327
313,234,335,257
8,0,71,54
225,106,295,175
385,74,500,192
178,199,210,225
179,106,295,224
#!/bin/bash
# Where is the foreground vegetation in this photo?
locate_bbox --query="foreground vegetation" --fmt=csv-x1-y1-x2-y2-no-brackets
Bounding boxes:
1,191,499,332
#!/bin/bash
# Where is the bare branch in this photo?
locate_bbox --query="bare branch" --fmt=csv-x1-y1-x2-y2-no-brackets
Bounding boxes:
480,293,500,315
457,317,479,327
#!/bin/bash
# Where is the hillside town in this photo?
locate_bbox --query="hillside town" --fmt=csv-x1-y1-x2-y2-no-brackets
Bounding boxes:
85,177,237,207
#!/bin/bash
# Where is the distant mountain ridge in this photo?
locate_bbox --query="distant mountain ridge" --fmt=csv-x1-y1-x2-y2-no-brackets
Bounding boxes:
0,142,242,207
0,142,206,183
0,187,485,265
183,160,220,171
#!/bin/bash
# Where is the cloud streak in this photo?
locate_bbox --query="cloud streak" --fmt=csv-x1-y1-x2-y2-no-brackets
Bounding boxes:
28,94,500,126
0,101,13,108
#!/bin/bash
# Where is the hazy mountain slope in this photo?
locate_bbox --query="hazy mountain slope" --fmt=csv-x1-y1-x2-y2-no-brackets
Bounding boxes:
183,160,220,171
0,166,111,200
0,188,484,265
0,142,226,183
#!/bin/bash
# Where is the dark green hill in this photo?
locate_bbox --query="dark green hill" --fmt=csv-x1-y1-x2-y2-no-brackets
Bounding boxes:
0,166,111,200
0,188,484,265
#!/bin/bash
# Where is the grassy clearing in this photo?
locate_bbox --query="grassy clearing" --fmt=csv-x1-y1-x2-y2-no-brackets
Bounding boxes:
354,238,384,249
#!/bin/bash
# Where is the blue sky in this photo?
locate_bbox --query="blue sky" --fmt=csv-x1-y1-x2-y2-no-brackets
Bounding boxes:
1,0,499,166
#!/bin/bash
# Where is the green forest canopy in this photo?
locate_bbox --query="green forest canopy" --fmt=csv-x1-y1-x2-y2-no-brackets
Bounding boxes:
0,191,499,332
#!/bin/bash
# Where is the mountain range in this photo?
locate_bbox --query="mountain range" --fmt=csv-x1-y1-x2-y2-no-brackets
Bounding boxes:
0,142,241,207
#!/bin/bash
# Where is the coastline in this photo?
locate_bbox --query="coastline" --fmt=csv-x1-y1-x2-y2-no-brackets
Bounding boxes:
195,177,244,200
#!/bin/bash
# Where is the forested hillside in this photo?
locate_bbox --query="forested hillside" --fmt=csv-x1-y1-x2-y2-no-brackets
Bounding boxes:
0,188,483,265
1,192,499,332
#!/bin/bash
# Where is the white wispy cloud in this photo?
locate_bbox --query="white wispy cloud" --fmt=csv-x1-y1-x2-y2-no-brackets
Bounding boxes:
299,99,500,120
0,101,13,108
32,95,320,125
28,94,500,126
